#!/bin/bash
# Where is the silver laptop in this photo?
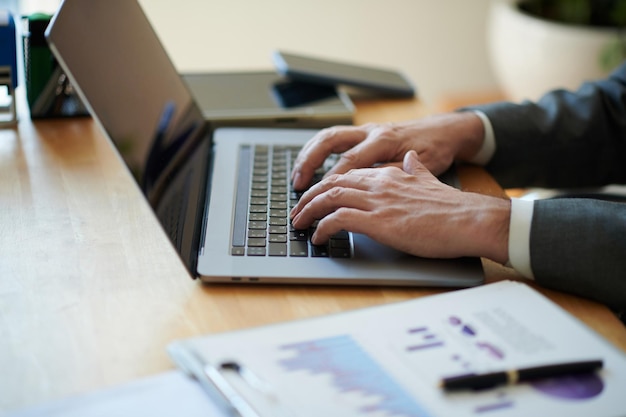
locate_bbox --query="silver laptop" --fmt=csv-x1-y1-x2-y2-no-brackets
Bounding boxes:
46,0,483,287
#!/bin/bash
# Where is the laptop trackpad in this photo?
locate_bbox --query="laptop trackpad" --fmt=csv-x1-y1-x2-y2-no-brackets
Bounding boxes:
351,232,480,275
352,233,414,261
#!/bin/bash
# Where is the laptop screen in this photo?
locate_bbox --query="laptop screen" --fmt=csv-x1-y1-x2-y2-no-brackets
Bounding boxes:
46,0,212,275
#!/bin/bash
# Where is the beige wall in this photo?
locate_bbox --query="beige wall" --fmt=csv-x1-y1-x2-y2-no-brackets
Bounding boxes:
20,0,499,106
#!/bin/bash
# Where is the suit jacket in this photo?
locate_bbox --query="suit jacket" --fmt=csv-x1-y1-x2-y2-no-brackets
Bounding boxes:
469,62,626,316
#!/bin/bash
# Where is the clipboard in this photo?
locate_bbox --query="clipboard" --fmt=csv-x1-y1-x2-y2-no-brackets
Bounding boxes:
167,281,626,417
168,344,294,417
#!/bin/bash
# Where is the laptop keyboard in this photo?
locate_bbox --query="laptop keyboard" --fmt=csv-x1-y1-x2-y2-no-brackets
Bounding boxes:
231,144,352,258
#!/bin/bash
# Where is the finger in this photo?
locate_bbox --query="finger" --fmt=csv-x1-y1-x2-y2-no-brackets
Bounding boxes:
291,169,376,219
322,141,385,178
403,150,458,198
309,207,372,245
291,186,375,230
323,127,404,178
402,150,422,175
291,126,368,190
404,150,442,182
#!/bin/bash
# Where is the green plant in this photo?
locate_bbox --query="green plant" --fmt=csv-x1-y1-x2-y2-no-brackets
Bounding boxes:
518,0,626,27
518,0,626,70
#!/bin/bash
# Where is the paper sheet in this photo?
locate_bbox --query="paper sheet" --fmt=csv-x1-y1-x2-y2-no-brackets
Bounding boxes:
7,371,228,417
178,281,626,417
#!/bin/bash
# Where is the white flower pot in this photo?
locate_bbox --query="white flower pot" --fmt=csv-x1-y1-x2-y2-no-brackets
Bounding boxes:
487,0,621,102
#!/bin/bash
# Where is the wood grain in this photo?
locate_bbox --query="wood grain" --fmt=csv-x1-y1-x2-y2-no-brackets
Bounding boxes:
2,97,624,413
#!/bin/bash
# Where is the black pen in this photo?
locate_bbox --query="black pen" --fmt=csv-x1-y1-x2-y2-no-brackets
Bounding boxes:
439,359,603,391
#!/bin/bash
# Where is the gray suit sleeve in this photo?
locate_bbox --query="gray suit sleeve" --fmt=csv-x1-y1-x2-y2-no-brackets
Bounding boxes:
469,62,626,189
531,198,626,315
466,63,626,315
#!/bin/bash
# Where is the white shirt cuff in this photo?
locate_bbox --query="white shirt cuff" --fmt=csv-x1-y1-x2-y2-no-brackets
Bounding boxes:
508,198,535,280
468,111,532,278
468,111,496,165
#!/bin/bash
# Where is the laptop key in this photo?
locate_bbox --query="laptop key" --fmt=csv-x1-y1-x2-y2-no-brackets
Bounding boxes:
269,225,287,234
269,209,287,217
330,239,350,249
269,218,287,226
248,213,267,222
269,242,287,256
269,234,287,243
311,244,330,257
249,205,267,213
290,240,308,257
247,238,266,247
329,231,352,258
330,247,351,258
248,229,266,238
250,197,268,205
248,221,266,229
231,247,245,256
289,230,308,241
247,247,266,256
269,201,287,210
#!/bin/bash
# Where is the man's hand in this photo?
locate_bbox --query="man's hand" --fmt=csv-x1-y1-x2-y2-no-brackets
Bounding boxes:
291,150,511,264
291,112,485,190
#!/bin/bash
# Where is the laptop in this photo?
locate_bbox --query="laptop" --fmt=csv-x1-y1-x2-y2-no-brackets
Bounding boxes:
46,0,484,287
181,71,355,128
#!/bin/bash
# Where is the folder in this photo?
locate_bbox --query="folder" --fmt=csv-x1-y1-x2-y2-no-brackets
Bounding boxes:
168,281,626,417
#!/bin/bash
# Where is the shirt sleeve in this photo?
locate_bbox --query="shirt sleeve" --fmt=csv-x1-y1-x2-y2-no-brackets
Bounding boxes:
508,198,535,279
469,111,535,279
467,110,496,165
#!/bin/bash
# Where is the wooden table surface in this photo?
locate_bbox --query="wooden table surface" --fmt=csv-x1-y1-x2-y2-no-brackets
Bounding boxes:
2,96,625,413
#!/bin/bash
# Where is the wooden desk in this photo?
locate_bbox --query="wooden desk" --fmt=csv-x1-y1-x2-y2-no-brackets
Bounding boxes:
2,97,625,413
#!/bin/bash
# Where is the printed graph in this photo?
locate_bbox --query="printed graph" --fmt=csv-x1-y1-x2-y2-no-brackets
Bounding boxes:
406,326,445,352
278,334,432,417
401,318,515,414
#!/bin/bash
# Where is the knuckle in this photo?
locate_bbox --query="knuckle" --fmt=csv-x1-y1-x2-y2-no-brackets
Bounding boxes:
372,123,403,146
339,150,360,166
318,126,340,144
327,186,344,201
325,173,343,186
332,207,352,222
370,122,394,136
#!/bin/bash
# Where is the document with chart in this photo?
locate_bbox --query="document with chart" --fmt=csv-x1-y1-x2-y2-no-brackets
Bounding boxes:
168,281,626,417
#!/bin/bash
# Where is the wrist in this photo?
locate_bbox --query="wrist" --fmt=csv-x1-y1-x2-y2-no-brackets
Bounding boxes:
466,195,511,264
453,111,487,162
